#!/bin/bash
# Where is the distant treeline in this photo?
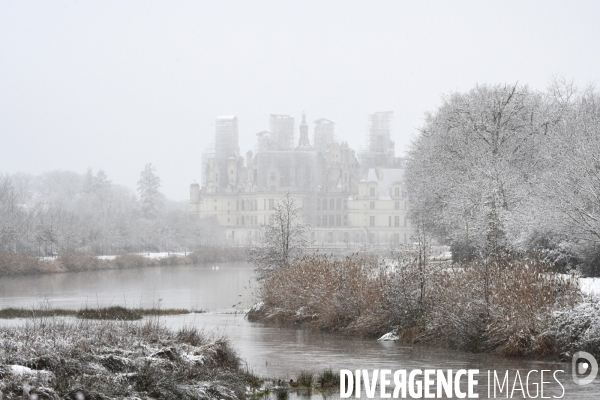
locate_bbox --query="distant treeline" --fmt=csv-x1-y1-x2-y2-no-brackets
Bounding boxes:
0,167,226,257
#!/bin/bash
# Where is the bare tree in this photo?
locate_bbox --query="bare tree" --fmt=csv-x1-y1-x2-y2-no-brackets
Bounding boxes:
249,192,309,280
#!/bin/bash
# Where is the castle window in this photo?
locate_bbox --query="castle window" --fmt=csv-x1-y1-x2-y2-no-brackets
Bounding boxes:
336,199,341,210
395,187,400,197
323,199,327,210
329,199,334,210
336,215,341,226
370,201,375,210
389,216,392,227
395,216,400,227
269,199,274,210
370,216,375,227
329,215,334,226
395,201,400,210
370,187,375,197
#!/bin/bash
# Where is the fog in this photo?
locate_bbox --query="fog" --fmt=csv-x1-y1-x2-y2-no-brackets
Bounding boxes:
1,1,600,200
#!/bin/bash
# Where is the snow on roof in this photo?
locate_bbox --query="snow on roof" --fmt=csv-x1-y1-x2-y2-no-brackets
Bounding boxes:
217,115,237,120
362,168,404,200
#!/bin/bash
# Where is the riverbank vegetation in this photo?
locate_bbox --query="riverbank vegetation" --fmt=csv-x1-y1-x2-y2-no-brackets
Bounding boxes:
0,316,260,399
0,247,247,276
0,305,193,320
248,252,597,360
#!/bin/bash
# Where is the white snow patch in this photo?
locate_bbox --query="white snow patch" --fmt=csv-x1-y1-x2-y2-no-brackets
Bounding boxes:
580,277,600,297
378,332,399,341
10,365,34,374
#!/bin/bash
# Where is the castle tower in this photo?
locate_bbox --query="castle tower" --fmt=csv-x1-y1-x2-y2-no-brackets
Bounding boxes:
215,116,239,162
314,118,335,154
297,112,310,149
269,114,294,150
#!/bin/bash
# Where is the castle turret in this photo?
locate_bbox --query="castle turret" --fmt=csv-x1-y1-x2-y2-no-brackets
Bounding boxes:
297,112,310,149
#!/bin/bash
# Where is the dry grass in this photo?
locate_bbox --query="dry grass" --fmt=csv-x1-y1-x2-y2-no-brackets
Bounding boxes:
424,256,580,356
0,306,191,320
0,316,257,399
251,252,583,358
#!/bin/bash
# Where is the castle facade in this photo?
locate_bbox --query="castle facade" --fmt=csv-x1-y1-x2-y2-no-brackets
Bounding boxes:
190,112,411,247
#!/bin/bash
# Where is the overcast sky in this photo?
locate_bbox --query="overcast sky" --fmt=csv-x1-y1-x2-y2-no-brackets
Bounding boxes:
1,1,599,200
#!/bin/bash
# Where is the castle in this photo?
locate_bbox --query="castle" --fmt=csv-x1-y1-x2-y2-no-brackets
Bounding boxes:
189,112,411,247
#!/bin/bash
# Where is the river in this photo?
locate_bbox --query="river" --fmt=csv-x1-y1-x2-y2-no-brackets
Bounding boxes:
0,262,598,399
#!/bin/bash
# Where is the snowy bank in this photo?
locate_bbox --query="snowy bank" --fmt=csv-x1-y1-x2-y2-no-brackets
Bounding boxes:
0,317,259,399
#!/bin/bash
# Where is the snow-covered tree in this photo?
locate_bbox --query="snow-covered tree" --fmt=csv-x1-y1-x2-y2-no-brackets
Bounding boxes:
137,163,164,220
405,83,551,258
249,192,309,280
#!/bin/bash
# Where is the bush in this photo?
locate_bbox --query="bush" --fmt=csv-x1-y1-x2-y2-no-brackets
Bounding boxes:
0,251,41,275
577,244,600,277
114,253,147,269
77,306,142,320
251,252,583,358
317,369,340,389
57,253,101,272
425,257,580,356
297,371,313,387
550,299,600,359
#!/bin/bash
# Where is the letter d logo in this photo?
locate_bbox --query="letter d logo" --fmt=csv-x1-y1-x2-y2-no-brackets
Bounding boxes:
572,351,598,385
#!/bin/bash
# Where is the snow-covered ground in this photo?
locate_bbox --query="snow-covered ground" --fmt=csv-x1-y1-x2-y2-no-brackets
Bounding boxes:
579,277,600,296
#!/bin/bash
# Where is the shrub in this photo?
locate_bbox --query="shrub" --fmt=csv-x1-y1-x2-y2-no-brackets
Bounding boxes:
114,253,147,269
317,369,340,389
251,252,582,358
297,371,313,387
57,253,100,272
0,251,41,275
77,306,142,320
550,299,600,359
